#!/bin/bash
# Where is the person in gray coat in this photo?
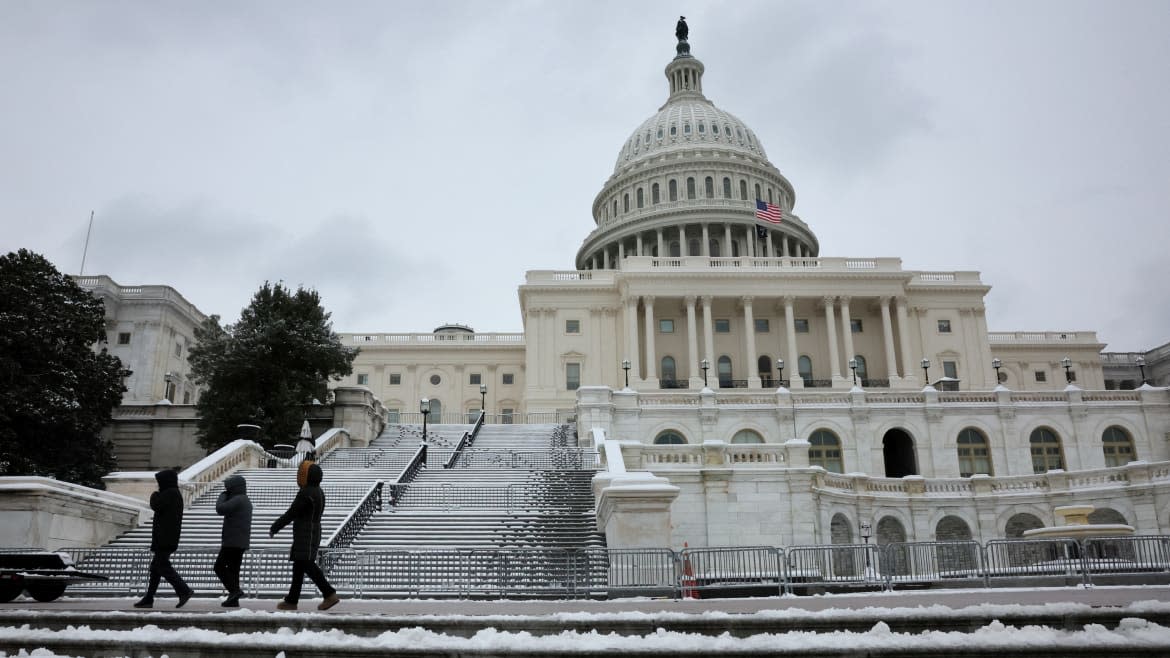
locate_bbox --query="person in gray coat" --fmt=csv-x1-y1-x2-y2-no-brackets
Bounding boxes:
214,474,252,607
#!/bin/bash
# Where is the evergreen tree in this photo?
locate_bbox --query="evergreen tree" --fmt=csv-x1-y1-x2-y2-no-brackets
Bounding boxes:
189,282,357,451
0,249,128,487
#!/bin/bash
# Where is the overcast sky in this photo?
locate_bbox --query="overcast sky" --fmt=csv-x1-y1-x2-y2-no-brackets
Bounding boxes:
2,1,1168,351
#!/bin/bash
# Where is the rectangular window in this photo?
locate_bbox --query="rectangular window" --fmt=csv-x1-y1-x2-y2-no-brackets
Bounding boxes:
715,319,730,333
356,373,369,386
937,319,952,333
174,341,182,357
470,373,482,385
1035,370,1047,383
943,361,958,379
501,408,514,424
659,319,675,333
850,319,863,333
389,373,401,385
387,409,400,423
117,332,131,345
182,390,192,405
566,363,580,391
754,318,770,333
502,373,514,385
565,319,580,334
794,319,810,333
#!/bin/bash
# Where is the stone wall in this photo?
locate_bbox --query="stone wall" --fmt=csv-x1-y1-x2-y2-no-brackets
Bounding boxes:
0,477,148,550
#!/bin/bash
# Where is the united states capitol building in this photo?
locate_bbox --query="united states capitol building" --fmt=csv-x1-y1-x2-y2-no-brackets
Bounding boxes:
77,27,1170,551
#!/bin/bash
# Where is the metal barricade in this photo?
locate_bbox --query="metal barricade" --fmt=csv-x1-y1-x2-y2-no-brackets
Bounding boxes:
679,546,784,598
586,547,678,599
882,541,985,589
1082,535,1170,586
984,538,1087,588
61,547,151,596
785,544,884,593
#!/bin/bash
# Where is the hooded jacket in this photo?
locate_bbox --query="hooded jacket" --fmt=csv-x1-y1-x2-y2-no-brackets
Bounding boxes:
149,470,184,552
216,475,253,549
270,463,326,561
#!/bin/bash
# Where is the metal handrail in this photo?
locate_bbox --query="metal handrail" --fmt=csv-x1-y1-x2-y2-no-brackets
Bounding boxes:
325,481,384,549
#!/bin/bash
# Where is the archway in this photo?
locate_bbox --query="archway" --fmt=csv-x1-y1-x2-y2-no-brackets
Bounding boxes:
1087,508,1128,525
876,516,909,576
935,515,976,573
882,429,918,477
829,513,856,577
1005,512,1044,538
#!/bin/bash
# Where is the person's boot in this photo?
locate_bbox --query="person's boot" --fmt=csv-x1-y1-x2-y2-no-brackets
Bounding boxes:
133,596,154,609
317,592,340,610
276,599,298,611
222,590,242,608
176,589,192,608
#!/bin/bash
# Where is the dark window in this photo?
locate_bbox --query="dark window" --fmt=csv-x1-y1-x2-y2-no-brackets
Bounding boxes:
943,361,958,379
661,356,677,381
715,319,730,333
1035,371,1047,383
938,319,952,333
430,374,441,385
565,319,580,334
686,177,696,199
623,194,629,213
502,373,514,385
957,428,992,477
798,356,813,382
705,176,714,197
566,363,580,390
717,356,733,386
809,430,843,473
117,332,131,345
794,319,810,333
659,319,675,333
1102,426,1135,467
357,374,369,386
723,177,732,198
654,431,687,445
739,180,748,200
688,238,700,256
390,373,401,385
754,318,770,332
1030,427,1065,473
755,183,762,200
470,373,482,385
850,319,863,333
669,180,678,201
636,188,644,208
652,183,660,204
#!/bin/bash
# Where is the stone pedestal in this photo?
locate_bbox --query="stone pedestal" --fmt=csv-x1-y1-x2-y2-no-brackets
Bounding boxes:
332,386,382,448
595,471,680,549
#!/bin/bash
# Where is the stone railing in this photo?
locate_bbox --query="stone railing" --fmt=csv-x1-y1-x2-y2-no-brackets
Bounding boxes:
988,331,1100,344
343,332,524,345
525,270,618,285
620,256,904,273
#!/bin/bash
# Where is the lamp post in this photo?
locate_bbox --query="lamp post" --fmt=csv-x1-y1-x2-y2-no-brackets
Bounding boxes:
622,359,631,388
419,398,430,467
1061,356,1073,383
860,522,872,571
921,358,931,385
776,358,785,387
848,358,858,386
1137,355,1147,386
700,358,710,387
992,358,1002,384
479,383,487,412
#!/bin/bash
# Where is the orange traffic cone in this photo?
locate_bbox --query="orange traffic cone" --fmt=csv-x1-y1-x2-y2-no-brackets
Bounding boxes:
681,542,699,599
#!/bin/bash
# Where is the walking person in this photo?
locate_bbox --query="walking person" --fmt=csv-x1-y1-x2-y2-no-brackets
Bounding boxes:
269,462,339,611
134,469,193,608
214,474,252,607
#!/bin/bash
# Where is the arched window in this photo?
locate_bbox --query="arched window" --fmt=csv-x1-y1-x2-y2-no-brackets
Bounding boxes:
758,355,773,378
754,183,762,200
709,239,720,257
798,355,813,384
623,193,629,213
723,177,732,198
739,180,748,200
717,356,733,387
688,238,700,256
657,126,663,139
698,121,705,134
652,183,660,204
684,122,691,134
957,428,992,476
1005,512,1044,538
654,430,687,444
670,124,677,136
686,177,696,199
669,240,681,257
636,188,644,209
661,356,677,384
731,429,764,444
704,176,714,198
1102,426,1135,467
669,179,678,201
767,188,773,204
612,199,617,217
809,430,843,473
1029,427,1065,473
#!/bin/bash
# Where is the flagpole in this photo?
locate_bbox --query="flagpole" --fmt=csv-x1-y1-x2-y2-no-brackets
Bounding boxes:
79,210,94,275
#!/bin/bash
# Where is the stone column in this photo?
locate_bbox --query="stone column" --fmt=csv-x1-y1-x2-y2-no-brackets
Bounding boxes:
880,296,899,381
743,296,761,387
896,297,914,385
643,296,658,386
657,229,664,257
686,295,701,388
784,296,802,389
823,296,843,384
603,248,610,269
840,296,856,384
701,224,710,257
636,234,643,257
625,297,641,382
618,241,625,268
702,296,715,386
724,225,732,257
765,230,773,257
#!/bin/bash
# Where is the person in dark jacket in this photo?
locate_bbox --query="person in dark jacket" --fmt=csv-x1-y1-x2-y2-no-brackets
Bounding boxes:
214,474,253,607
134,469,193,608
269,462,339,610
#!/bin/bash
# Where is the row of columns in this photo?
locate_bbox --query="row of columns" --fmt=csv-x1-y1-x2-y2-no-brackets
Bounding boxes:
623,294,917,388
589,223,812,270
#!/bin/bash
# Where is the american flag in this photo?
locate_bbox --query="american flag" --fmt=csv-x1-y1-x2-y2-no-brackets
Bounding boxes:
755,200,783,223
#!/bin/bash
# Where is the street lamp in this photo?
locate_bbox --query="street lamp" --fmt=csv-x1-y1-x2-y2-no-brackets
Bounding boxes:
622,359,631,388
921,358,931,384
700,358,710,387
776,358,785,387
860,522,872,570
1137,355,1147,386
419,398,430,466
992,358,1003,384
479,383,487,411
848,358,858,386
1061,356,1073,383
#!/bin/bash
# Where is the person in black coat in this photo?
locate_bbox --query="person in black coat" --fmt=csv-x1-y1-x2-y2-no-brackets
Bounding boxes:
134,469,193,608
269,462,339,610
214,474,253,607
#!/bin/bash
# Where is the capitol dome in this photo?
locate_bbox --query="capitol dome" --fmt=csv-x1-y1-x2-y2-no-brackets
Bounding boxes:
577,28,819,270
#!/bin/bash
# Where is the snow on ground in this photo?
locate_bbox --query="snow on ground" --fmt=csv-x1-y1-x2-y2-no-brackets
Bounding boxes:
4,599,1170,656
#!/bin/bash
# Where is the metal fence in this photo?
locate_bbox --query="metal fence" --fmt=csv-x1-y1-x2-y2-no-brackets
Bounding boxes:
449,449,600,470
12,536,1170,600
